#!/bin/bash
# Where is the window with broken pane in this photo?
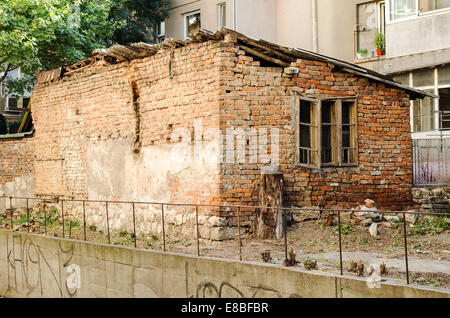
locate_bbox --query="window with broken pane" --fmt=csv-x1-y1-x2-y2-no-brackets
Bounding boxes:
185,12,201,39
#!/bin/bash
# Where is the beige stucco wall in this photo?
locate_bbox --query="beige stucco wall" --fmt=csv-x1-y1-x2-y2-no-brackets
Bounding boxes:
1,230,448,298
164,0,358,63
235,0,278,43
317,0,357,62
166,0,234,40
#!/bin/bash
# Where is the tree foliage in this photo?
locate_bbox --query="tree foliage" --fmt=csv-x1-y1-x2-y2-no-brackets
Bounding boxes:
0,0,125,95
110,0,171,45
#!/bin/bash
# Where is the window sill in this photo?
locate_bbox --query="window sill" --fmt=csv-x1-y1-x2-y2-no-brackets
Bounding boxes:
354,56,386,64
298,164,359,170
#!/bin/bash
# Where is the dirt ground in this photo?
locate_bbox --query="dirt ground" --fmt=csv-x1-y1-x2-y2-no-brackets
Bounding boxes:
1,209,449,290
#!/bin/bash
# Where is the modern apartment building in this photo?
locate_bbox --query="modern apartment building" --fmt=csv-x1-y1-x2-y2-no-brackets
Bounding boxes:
162,0,450,138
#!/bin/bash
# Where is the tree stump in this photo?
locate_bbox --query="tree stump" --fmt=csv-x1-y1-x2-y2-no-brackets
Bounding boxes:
255,174,284,239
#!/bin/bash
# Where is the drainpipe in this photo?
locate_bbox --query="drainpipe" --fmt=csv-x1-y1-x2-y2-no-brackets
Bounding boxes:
312,0,319,53
232,0,236,30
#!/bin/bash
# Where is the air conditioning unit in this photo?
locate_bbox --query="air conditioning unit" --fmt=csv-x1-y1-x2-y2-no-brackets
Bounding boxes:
5,95,30,112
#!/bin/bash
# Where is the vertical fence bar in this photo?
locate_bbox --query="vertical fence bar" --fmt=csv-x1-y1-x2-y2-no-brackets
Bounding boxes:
9,197,13,229
161,204,166,252
237,207,242,261
132,203,137,248
61,200,65,238
403,212,410,284
26,198,30,233
43,200,47,235
284,209,288,262
83,200,86,241
338,210,343,275
105,201,111,244
195,205,200,257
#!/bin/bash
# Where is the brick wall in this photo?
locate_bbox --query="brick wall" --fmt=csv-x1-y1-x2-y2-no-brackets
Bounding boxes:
31,41,230,206
218,44,413,214
29,36,414,225
0,136,34,185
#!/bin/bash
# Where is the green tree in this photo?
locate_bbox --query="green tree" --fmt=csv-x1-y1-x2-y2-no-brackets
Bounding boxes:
110,0,171,45
0,0,125,95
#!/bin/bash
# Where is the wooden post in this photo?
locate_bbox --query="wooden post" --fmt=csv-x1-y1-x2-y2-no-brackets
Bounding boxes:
255,174,284,239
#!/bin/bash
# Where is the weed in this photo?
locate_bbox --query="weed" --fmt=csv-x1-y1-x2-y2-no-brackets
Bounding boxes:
360,237,368,245
408,216,449,236
333,223,352,235
289,235,294,244
14,213,29,226
432,278,441,287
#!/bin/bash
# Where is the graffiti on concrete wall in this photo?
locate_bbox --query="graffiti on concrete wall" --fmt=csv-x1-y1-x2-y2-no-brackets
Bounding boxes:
5,233,81,297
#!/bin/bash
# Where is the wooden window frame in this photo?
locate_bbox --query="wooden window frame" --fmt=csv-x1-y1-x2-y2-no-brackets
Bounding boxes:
294,96,358,169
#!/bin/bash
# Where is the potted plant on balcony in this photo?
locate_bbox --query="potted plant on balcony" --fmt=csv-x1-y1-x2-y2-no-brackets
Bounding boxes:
357,48,368,59
374,33,385,56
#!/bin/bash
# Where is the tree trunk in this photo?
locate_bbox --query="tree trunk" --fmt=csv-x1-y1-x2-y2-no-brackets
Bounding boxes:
255,174,284,239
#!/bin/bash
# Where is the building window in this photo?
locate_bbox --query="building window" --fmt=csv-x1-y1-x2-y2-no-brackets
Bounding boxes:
407,64,450,133
439,64,450,85
439,88,450,129
413,91,436,131
156,21,165,43
389,0,417,21
184,11,201,40
356,1,386,59
419,0,450,12
296,97,357,168
218,3,227,29
388,0,450,22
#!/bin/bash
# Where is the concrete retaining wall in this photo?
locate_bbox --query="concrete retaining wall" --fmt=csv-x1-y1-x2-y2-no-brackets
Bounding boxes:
0,229,448,298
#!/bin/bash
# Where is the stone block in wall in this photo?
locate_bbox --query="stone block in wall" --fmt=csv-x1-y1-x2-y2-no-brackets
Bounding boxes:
292,206,320,222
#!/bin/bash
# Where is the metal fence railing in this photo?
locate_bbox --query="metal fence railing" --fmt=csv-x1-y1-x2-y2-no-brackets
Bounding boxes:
413,138,450,187
0,195,449,286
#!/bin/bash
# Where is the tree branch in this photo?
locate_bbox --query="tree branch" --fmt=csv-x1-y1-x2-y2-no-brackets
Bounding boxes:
0,64,11,84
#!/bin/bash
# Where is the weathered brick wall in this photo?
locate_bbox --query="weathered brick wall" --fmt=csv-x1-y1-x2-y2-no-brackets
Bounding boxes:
31,41,229,207
0,136,34,185
0,136,35,209
28,36,414,236
218,43,413,213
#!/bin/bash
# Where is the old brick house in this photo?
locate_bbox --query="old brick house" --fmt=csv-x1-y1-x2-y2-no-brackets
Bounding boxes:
0,29,432,239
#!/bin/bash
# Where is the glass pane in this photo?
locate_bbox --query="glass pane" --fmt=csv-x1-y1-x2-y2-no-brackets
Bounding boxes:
438,64,450,85
419,0,450,12
300,100,311,123
321,101,335,123
439,88,450,129
300,125,311,148
413,99,421,131
437,0,450,9
413,93,436,132
422,98,435,131
413,68,435,87
390,0,417,20
357,2,378,57
393,73,410,85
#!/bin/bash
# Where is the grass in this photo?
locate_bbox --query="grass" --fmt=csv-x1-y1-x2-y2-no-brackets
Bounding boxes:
408,216,449,236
